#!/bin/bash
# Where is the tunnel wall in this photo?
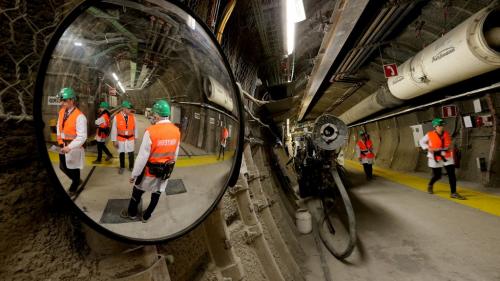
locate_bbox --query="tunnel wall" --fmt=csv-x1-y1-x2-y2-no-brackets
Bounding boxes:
345,92,500,187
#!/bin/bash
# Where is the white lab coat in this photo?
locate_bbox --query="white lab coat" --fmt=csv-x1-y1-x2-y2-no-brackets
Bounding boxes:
355,144,374,164
56,108,87,169
131,119,180,193
110,112,138,153
419,133,454,168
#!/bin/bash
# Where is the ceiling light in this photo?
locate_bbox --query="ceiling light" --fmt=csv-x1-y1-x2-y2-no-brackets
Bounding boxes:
117,81,126,93
285,0,306,55
187,16,196,30
112,72,119,81
73,41,83,46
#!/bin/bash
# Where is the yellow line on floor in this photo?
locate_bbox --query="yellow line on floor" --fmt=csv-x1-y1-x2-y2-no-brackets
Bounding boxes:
48,150,235,168
344,159,500,217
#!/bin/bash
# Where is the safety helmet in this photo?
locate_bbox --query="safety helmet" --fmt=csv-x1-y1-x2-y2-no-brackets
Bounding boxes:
121,100,133,109
359,130,367,136
99,101,110,109
59,87,76,100
432,118,445,127
152,99,171,117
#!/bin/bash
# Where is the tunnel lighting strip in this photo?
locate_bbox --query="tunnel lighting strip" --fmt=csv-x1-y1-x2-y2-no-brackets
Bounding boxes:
348,82,500,128
174,101,238,122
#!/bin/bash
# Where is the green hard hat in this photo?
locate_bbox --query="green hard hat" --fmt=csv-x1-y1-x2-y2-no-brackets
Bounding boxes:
359,130,367,136
152,99,171,117
99,101,110,109
121,100,133,109
432,118,445,127
59,87,76,100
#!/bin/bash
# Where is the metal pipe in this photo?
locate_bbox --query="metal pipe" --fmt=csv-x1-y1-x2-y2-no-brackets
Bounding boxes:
203,202,245,280
231,169,286,281
243,145,304,281
340,5,500,125
485,94,498,186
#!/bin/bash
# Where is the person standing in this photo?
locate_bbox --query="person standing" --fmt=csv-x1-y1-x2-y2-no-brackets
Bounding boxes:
356,130,375,180
56,87,87,194
121,100,180,222
111,100,137,174
217,125,229,160
92,101,113,164
419,118,465,200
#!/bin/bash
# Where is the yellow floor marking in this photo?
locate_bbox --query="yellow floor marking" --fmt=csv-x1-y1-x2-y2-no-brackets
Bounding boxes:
345,159,500,217
48,150,235,168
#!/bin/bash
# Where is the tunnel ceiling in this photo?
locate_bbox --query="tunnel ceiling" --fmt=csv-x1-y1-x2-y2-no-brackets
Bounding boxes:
242,0,497,124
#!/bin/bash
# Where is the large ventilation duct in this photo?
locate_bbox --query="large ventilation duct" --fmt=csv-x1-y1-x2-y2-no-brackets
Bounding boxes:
340,5,500,125
203,75,234,112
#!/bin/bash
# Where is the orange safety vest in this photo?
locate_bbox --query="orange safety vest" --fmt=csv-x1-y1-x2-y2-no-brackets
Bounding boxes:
357,139,375,159
96,112,111,138
145,122,181,177
116,112,135,141
57,107,83,145
427,130,453,161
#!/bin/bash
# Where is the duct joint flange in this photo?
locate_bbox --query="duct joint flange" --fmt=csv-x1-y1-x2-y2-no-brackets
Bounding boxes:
253,200,270,213
243,225,263,244
228,184,248,197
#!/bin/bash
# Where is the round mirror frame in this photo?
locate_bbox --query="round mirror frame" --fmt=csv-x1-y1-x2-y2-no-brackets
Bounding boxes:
33,0,244,244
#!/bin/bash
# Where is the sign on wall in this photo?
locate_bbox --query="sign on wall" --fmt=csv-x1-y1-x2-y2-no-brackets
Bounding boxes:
383,63,398,78
441,105,458,118
47,95,59,105
194,112,200,119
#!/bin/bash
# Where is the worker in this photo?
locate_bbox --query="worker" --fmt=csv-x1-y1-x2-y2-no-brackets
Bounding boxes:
56,87,87,194
92,101,113,164
356,130,374,180
217,125,229,160
419,118,465,200
111,100,137,174
121,99,181,222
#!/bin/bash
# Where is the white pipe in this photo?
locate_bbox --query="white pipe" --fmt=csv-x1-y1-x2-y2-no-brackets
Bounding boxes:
204,76,234,112
339,5,500,125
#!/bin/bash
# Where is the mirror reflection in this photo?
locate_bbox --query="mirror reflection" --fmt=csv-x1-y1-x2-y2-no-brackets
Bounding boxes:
40,0,240,240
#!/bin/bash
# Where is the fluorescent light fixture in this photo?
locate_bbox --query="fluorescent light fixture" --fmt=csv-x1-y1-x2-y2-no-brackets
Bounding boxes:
187,16,196,30
117,81,126,93
73,41,83,46
112,72,119,81
285,0,306,55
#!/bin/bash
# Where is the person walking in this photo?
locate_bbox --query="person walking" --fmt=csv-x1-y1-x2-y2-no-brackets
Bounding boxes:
92,101,113,164
217,125,229,160
56,87,87,194
356,130,375,180
419,118,465,200
111,101,137,174
121,100,181,222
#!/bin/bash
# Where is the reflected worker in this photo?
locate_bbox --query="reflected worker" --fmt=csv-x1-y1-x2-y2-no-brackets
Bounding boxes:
92,101,113,164
217,125,229,160
111,101,137,174
356,130,375,180
121,100,180,222
419,118,465,200
56,87,87,194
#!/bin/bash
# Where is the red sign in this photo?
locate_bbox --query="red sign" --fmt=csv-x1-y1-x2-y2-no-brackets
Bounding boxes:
383,64,398,78
441,105,458,118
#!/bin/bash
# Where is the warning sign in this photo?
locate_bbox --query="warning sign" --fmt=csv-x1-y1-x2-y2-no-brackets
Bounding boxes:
383,64,398,78
47,95,60,106
441,105,458,118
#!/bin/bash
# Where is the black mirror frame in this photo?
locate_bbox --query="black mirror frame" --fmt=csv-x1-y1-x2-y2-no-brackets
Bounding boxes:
33,0,244,244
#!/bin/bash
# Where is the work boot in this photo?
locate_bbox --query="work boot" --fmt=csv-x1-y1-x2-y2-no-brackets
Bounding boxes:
105,155,113,162
450,193,466,200
120,209,137,220
427,185,434,194
119,168,124,174
141,213,151,223
92,160,102,164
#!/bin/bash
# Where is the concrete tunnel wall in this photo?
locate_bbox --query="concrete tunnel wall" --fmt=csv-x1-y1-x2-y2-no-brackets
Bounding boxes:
345,93,500,187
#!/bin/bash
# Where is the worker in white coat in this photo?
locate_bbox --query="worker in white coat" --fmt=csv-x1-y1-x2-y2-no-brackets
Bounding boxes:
111,100,138,174
121,100,180,223
56,87,87,194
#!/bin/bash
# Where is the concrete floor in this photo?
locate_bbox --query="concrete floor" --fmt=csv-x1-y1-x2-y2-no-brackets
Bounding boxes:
46,114,234,240
301,168,500,281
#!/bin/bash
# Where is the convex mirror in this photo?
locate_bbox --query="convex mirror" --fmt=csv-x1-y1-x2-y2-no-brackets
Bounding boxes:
35,0,243,242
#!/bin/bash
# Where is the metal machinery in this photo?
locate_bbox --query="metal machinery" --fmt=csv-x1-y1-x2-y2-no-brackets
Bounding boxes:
289,114,356,259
